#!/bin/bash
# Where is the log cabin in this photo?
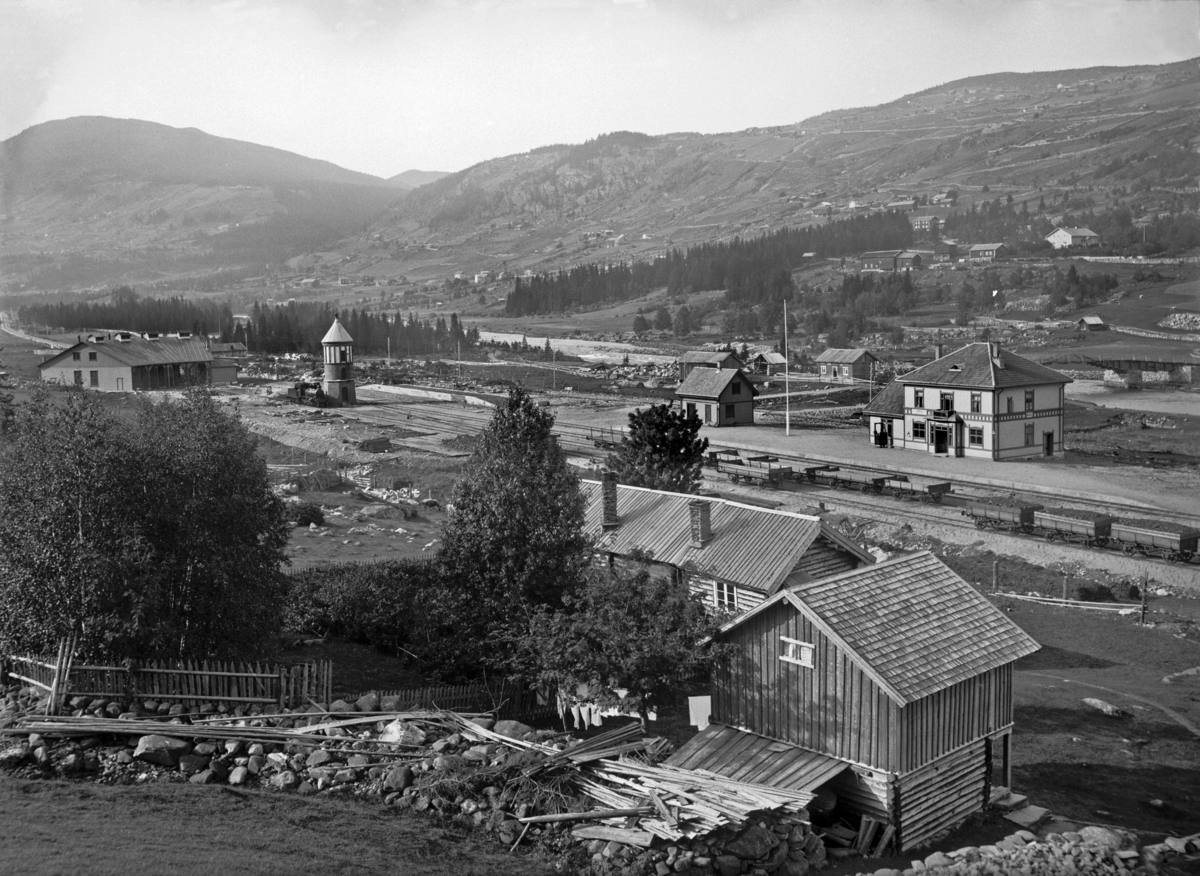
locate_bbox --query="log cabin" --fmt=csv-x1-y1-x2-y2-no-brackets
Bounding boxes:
669,551,1039,852
581,476,874,614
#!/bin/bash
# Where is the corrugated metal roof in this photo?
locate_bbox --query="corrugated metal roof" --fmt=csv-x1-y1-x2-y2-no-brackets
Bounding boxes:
863,379,904,417
676,367,757,401
582,481,864,593
322,318,354,344
815,348,874,364
42,338,214,369
786,552,1040,704
897,342,1070,389
667,723,847,793
679,351,740,364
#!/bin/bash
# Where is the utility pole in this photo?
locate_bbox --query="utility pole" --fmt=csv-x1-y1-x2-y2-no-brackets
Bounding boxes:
784,300,790,437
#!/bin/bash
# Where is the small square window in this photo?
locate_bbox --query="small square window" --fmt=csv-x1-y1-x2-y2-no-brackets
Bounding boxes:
969,427,983,446
780,637,814,668
88,352,98,361
912,421,926,440
725,404,735,419
72,352,81,361
731,382,741,395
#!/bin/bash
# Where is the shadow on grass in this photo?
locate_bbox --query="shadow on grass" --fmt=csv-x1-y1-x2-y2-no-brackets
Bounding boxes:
1016,645,1118,671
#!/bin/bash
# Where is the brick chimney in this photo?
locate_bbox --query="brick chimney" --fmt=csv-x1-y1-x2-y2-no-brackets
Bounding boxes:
990,341,1003,367
601,472,620,530
934,343,944,359
689,499,713,548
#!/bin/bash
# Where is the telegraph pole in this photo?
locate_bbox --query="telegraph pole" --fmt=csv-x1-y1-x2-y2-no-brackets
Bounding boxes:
784,300,791,437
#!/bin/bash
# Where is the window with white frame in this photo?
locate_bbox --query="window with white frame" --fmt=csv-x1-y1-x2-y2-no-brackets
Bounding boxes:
970,393,981,413
780,637,814,668
912,420,926,440
713,581,736,612
1024,423,1035,446
913,389,924,408
968,427,983,446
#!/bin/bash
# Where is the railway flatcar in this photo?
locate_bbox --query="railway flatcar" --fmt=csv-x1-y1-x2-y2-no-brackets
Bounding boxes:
961,499,1044,533
1031,509,1116,547
818,467,888,493
1109,520,1200,563
717,456,792,488
885,477,953,504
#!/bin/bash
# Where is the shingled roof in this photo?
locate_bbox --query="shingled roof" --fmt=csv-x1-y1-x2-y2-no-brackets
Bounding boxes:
897,343,1069,389
580,481,872,594
719,552,1040,705
815,348,875,364
679,351,740,365
676,367,757,400
862,379,904,417
42,338,213,369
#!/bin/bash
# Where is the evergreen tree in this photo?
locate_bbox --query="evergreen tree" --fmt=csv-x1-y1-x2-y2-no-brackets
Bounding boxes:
607,404,708,494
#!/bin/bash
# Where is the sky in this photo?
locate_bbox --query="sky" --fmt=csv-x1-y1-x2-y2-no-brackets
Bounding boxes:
3,0,1199,179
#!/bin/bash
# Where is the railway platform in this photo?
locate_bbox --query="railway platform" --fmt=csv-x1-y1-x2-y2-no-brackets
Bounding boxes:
694,423,1200,516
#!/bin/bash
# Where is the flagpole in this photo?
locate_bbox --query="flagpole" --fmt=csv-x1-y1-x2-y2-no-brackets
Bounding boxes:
784,300,790,437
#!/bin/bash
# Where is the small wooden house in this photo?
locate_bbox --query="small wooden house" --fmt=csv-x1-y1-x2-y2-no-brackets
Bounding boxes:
1077,315,1108,332
676,367,756,426
861,250,903,272
747,351,787,375
815,348,877,385
581,477,874,613
933,241,958,262
671,552,1039,852
677,350,742,381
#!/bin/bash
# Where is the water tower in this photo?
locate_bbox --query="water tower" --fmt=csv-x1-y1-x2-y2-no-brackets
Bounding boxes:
321,315,356,406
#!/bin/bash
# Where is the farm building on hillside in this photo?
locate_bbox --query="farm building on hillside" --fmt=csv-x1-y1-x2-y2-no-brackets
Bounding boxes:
933,241,958,262
864,342,1071,460
747,350,787,374
861,250,904,272
672,551,1039,853
1077,315,1108,332
581,475,874,614
675,367,756,426
1046,227,1101,249
967,243,1009,261
39,333,236,392
677,350,742,381
816,348,877,385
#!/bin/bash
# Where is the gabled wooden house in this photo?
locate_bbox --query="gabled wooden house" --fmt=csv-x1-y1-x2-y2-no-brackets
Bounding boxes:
581,477,873,614
675,367,757,426
670,552,1039,852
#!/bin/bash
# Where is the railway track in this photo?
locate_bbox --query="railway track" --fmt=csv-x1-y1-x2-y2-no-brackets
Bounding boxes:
335,392,1200,572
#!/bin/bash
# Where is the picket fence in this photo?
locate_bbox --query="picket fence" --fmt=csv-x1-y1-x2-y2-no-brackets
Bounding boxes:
3,637,332,714
345,679,556,722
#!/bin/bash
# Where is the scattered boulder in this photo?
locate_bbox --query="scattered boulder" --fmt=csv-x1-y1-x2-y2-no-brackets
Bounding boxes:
133,735,191,766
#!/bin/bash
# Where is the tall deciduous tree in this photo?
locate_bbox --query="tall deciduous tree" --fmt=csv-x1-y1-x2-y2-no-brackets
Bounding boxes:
0,387,289,660
513,566,729,729
607,404,708,494
438,387,589,651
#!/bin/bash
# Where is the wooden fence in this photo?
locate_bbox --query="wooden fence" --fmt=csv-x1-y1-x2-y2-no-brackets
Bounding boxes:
345,679,556,722
4,640,332,714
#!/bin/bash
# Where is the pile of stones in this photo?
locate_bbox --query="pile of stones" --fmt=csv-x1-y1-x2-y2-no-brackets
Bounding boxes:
850,826,1166,876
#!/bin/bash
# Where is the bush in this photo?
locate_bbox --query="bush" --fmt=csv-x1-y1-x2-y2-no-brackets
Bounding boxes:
287,501,325,527
282,559,475,679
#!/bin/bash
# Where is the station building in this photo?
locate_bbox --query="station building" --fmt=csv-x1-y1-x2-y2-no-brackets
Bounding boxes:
864,342,1070,459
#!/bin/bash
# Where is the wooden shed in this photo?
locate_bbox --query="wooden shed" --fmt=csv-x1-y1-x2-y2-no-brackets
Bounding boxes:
671,552,1039,852
815,348,877,385
677,350,742,381
675,367,757,426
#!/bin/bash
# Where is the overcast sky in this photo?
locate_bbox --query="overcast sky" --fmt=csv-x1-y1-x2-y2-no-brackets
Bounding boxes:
3,0,1198,178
